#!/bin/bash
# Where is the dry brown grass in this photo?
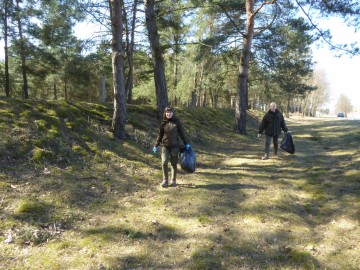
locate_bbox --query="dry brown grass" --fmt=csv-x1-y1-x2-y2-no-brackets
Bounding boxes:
0,99,359,269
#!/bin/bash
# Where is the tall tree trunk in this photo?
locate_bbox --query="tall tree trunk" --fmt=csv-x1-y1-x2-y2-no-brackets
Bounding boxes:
197,64,204,107
235,0,276,134
172,52,178,105
172,29,181,105
99,74,106,103
191,64,198,107
15,0,28,99
302,97,308,116
125,0,138,104
64,79,68,101
144,0,168,119
214,95,218,108
235,0,255,134
53,79,57,100
110,0,127,139
4,0,11,97
202,90,207,107
286,94,291,118
191,91,196,107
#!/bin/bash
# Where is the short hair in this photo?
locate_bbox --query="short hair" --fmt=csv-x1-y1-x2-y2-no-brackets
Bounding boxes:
270,102,277,108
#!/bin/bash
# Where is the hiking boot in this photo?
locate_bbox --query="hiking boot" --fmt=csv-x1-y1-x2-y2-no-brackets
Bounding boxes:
170,179,176,187
261,155,269,160
161,179,168,187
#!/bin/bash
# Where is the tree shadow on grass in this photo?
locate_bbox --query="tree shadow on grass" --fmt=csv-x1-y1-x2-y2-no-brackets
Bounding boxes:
181,183,265,191
105,254,178,270
261,119,360,231
82,223,183,242
195,229,323,270
101,227,323,270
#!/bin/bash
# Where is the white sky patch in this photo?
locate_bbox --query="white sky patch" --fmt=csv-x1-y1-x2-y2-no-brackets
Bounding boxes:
312,17,360,111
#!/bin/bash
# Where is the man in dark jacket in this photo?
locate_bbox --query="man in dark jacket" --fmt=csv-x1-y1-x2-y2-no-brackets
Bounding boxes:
258,102,288,160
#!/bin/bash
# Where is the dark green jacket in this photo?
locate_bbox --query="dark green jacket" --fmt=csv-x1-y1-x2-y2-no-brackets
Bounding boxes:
259,109,288,136
155,117,188,148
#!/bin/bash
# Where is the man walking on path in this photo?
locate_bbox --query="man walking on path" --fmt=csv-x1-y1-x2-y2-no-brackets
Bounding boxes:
258,102,288,160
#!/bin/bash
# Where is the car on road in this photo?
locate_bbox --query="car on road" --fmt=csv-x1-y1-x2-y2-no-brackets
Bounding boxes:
337,112,345,118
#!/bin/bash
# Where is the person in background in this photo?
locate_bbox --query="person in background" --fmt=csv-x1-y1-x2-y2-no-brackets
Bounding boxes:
153,106,190,187
258,102,288,160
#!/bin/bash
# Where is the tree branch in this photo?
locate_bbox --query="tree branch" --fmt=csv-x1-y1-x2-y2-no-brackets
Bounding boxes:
295,0,359,55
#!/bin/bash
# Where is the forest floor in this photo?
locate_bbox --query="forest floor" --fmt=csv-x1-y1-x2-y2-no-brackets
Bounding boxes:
0,97,359,270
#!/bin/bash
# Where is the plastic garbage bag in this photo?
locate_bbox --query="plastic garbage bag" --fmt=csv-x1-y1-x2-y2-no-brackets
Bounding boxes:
179,147,196,173
281,132,295,154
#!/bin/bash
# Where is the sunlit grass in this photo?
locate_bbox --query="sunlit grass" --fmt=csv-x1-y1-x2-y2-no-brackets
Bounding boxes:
1,98,359,269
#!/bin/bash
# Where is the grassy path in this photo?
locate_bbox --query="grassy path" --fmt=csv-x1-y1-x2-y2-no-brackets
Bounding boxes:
172,117,359,270
1,112,359,269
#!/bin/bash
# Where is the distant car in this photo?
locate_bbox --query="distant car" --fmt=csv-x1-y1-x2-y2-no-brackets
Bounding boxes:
337,113,345,118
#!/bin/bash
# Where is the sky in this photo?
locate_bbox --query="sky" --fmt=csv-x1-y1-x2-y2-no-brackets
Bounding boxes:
313,51,360,111
1,16,359,113
311,17,360,113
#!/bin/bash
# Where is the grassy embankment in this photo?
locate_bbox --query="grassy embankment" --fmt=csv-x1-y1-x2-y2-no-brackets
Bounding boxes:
0,97,359,269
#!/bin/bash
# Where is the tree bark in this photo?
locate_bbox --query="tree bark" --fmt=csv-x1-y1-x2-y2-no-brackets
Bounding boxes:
172,51,178,105
110,0,127,139
286,94,291,118
53,79,57,100
125,0,138,104
99,74,106,103
191,91,196,107
172,24,181,105
214,95,218,108
202,90,207,107
235,0,255,135
235,0,276,134
144,0,168,119
197,64,204,107
4,0,11,97
192,64,198,107
15,0,28,99
64,76,68,101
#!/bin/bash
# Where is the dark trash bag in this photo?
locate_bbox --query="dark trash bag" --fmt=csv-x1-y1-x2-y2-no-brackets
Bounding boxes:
179,147,196,173
281,132,295,154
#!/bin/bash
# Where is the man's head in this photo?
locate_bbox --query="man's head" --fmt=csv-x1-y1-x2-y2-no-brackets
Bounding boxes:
270,102,277,112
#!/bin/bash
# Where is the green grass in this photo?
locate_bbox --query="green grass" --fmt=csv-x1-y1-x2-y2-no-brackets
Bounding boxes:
0,97,359,269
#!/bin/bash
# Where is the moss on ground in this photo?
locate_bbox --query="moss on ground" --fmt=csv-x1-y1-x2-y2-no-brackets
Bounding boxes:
0,97,359,269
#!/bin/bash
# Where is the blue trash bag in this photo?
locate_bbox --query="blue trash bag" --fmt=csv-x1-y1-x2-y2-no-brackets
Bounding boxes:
179,147,196,173
280,132,295,154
